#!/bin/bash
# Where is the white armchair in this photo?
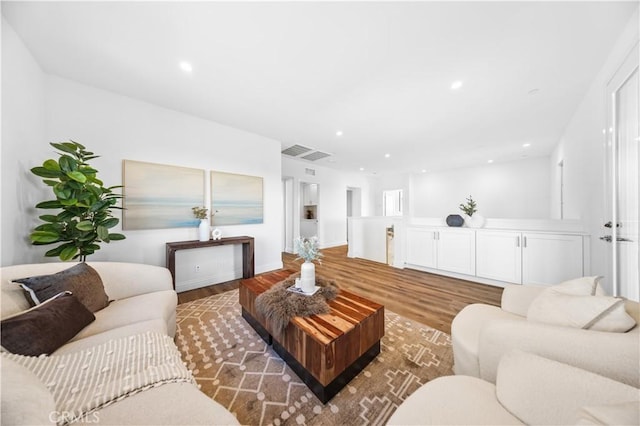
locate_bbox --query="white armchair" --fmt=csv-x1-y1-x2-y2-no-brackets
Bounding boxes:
388,350,640,425
451,283,640,387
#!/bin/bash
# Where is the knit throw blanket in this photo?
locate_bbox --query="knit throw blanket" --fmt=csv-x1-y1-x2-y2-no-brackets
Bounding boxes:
3,331,194,425
254,273,339,334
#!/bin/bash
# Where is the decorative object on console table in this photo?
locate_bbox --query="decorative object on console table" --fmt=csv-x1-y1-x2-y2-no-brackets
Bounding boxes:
446,214,464,227
211,228,222,240
294,236,322,293
192,207,210,242
459,195,485,228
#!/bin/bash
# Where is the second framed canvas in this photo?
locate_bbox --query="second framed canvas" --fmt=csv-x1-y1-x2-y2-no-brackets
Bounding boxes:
211,171,263,225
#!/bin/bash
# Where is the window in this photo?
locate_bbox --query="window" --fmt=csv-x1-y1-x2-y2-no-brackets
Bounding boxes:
383,189,403,216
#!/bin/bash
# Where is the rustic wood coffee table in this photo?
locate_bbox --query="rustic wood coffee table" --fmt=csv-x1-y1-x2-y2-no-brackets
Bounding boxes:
239,270,385,403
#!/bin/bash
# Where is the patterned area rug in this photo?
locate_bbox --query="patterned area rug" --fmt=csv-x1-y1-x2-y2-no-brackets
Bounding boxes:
176,289,453,426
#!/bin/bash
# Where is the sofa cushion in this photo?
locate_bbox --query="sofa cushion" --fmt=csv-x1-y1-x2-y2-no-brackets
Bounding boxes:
14,263,109,313
70,382,239,425
54,319,168,355
1,292,95,356
527,291,636,332
70,290,177,342
1,355,56,425
496,351,640,425
387,375,523,425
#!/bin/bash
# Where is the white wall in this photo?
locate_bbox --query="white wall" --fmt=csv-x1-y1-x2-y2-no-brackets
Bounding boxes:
1,18,48,266
375,156,550,220
2,21,283,290
368,173,411,217
550,9,639,294
281,157,370,249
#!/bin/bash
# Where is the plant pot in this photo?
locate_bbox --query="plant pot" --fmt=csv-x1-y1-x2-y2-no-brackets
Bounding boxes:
198,219,210,241
465,213,485,228
300,261,316,293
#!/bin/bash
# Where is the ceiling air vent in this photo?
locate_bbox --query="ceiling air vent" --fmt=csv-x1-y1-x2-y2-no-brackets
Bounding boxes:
282,144,312,157
305,168,316,176
301,151,331,161
282,144,332,162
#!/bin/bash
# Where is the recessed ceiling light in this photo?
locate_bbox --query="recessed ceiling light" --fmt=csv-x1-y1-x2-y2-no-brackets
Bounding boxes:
384,153,391,158
522,143,531,148
336,130,343,137
451,81,463,90
487,159,494,164
179,61,193,73
359,167,365,171
421,169,427,173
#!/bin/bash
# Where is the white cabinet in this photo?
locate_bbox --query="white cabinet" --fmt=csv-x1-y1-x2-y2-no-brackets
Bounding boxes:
408,227,587,287
522,233,583,286
476,230,584,286
405,227,475,275
476,231,522,283
437,229,476,275
406,228,437,268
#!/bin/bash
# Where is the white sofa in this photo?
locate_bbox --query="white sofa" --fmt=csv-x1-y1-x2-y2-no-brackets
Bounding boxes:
1,262,239,425
451,283,640,387
388,350,640,425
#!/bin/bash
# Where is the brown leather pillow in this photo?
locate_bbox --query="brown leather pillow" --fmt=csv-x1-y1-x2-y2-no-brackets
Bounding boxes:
1,292,95,356
14,262,109,312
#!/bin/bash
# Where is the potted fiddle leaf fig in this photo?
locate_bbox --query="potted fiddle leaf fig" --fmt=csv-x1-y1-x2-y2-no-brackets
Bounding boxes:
29,141,125,261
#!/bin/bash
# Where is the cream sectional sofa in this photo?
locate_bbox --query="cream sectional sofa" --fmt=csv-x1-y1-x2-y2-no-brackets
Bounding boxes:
1,262,239,425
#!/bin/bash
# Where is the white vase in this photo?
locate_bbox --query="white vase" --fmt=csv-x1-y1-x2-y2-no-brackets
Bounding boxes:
198,219,210,241
300,261,316,293
466,213,485,228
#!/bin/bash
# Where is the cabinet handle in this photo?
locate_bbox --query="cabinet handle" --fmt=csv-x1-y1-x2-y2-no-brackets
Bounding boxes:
523,236,527,248
516,236,520,247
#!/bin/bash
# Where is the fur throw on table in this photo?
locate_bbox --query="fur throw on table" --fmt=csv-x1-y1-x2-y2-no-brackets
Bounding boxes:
254,273,339,334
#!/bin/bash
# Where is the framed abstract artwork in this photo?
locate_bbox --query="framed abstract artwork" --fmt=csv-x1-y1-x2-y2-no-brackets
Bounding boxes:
123,160,205,230
211,171,264,225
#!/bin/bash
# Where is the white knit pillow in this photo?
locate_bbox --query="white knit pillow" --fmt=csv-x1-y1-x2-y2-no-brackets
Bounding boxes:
527,277,635,332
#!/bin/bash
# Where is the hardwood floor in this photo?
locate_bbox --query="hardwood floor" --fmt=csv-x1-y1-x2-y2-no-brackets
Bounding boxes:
177,245,503,334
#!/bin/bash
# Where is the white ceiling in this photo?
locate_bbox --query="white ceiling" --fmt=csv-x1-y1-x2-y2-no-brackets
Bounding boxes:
2,1,637,175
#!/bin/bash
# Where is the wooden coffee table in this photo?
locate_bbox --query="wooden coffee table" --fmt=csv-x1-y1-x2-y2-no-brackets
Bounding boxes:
239,270,385,403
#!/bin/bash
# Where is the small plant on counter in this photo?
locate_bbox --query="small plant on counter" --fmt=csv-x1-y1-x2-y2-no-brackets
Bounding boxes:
459,195,478,217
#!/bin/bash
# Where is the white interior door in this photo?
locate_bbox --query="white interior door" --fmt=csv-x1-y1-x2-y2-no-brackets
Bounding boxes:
604,44,639,301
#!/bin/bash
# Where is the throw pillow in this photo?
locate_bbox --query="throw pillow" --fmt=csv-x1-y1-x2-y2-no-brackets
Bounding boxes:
527,291,636,332
1,292,96,356
14,262,109,312
552,276,605,296
1,355,56,425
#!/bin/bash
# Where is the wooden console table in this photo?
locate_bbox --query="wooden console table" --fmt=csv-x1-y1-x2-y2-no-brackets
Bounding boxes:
165,236,255,288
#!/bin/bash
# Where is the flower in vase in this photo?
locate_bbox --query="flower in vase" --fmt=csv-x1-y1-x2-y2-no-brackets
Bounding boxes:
294,236,323,263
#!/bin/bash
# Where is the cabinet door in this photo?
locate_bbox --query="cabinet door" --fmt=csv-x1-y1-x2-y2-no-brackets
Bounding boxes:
522,234,583,286
437,229,476,275
476,231,522,284
405,228,437,268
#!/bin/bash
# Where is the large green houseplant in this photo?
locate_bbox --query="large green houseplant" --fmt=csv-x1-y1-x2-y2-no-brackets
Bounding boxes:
30,141,125,261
